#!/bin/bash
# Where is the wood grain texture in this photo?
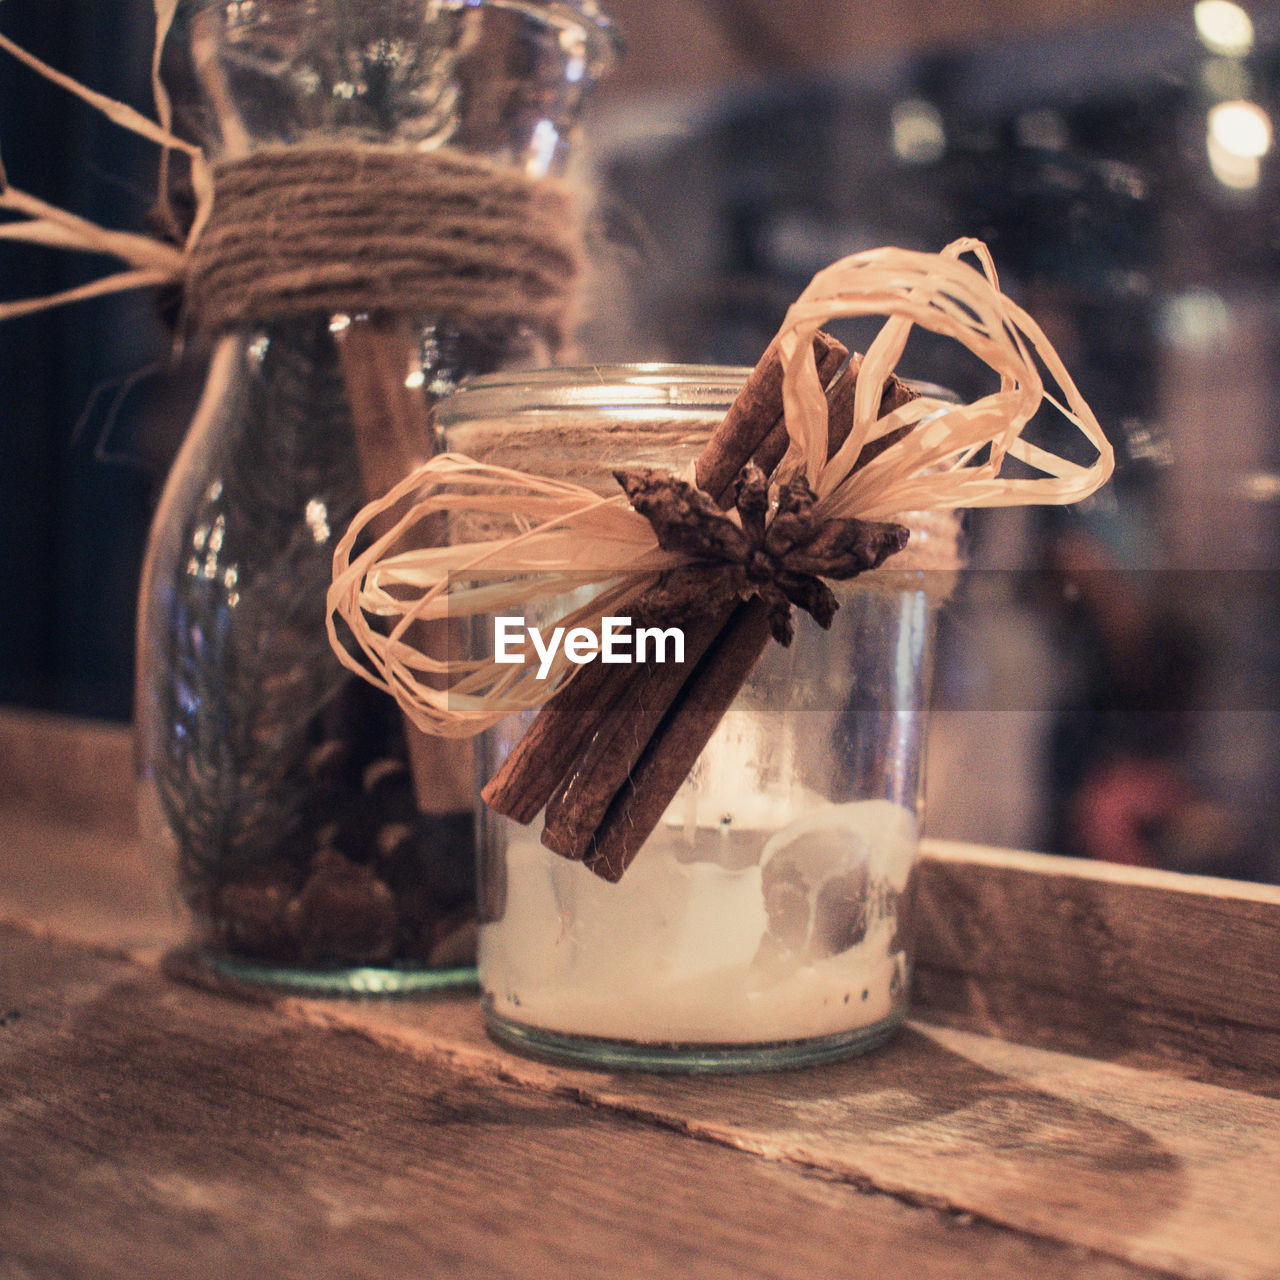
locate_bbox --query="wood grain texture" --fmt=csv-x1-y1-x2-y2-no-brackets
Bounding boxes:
7,718,1280,1276
288,980,1280,1280
4,714,1280,1078
2,716,1280,1075
0,925,1169,1280
914,842,1280,1079
0,807,178,958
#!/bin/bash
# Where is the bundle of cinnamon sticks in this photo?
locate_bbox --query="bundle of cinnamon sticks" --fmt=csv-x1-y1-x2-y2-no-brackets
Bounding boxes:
481,333,918,882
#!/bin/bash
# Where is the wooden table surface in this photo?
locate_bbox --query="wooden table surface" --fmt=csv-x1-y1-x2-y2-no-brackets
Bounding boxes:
4,712,1280,1280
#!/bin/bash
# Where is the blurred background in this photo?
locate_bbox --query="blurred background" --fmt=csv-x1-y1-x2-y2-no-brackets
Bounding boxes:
2,0,1278,879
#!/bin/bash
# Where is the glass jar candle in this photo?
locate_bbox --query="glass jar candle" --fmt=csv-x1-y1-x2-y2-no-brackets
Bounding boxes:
436,366,945,1070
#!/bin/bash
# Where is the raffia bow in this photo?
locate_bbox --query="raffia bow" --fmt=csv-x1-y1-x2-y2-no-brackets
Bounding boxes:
326,237,1115,737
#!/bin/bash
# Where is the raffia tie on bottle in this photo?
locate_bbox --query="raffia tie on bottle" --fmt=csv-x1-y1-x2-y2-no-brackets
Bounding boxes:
0,16,582,350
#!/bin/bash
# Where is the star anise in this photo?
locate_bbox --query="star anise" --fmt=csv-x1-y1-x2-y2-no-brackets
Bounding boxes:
614,464,909,645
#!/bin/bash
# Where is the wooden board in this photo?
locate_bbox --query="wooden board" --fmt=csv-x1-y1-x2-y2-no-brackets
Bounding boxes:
0,924,1168,1280
0,807,176,957
914,841,1280,1081
6,765,1279,1090
283,973,1280,1280
7,714,1280,1277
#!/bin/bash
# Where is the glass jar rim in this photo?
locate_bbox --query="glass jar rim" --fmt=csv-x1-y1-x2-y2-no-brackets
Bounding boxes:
176,0,624,54
435,363,959,424
434,363,756,423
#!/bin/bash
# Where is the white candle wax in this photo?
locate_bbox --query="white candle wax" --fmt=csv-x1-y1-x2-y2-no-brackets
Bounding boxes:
480,798,916,1045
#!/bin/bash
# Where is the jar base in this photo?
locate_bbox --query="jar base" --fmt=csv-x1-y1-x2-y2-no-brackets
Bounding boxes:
482,1001,906,1072
197,949,477,997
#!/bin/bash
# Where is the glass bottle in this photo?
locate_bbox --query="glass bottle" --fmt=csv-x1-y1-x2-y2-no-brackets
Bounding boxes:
136,0,618,993
436,366,943,1070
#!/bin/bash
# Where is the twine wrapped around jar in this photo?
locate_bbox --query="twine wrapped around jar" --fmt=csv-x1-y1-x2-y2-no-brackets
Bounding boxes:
0,19,583,352
187,145,581,348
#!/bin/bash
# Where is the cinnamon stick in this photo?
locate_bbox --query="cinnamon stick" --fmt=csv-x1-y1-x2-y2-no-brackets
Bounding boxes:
337,313,436,512
480,570,738,823
842,372,918,468
697,332,847,504
753,352,863,475
539,604,730,859
481,331,845,822
561,370,922,882
754,357,919,474
336,314,474,817
582,598,773,883
480,657,635,824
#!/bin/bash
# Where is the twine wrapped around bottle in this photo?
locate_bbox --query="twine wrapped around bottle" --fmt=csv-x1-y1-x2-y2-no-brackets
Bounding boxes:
187,145,580,348
0,11,582,352
326,237,1114,739
0,0,587,891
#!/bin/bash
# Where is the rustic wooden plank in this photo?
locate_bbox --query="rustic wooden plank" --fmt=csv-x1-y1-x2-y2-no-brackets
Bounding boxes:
6,761,1280,1083
7,770,1280,1089
913,841,1280,1079
0,925,1167,1280
7,719,1280,1277
912,968,1280,1098
299,988,1280,1280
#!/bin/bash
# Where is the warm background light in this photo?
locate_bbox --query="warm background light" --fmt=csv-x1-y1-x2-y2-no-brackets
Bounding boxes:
1193,0,1255,57
1207,98,1273,188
